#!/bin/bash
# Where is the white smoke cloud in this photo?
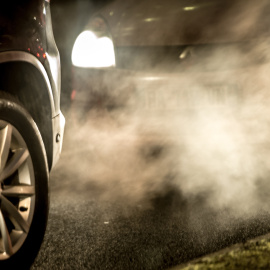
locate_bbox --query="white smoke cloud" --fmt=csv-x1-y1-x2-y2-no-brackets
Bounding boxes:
56,0,270,222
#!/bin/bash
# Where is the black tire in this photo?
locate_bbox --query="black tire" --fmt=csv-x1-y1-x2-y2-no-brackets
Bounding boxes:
0,92,49,269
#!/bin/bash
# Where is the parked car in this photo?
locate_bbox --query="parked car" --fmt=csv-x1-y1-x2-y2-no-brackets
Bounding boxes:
0,0,64,268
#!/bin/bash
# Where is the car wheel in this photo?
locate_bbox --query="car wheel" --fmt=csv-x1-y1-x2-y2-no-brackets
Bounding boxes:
0,92,49,269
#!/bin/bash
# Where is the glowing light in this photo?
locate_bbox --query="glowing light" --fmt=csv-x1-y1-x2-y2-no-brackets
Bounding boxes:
144,18,159,22
71,90,77,100
43,53,46,59
183,6,196,11
141,77,164,81
37,53,40,57
71,31,115,68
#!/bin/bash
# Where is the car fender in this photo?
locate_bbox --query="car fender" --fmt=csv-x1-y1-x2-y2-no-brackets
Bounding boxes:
0,51,55,115
0,51,64,169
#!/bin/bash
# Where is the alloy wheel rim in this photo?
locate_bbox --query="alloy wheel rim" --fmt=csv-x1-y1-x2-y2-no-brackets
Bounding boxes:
0,120,35,260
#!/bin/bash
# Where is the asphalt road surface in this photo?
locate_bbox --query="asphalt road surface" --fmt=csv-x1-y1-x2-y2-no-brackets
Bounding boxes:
31,115,270,270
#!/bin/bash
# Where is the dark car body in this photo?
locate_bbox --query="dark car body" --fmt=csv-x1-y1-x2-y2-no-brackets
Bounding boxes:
0,0,64,169
0,0,64,267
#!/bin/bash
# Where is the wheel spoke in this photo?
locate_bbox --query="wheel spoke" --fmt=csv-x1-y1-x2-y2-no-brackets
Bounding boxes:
2,185,35,198
0,125,12,174
1,196,29,233
0,210,13,256
0,119,37,259
0,149,29,182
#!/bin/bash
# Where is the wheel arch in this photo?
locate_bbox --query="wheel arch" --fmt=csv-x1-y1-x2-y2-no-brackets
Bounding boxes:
0,51,56,169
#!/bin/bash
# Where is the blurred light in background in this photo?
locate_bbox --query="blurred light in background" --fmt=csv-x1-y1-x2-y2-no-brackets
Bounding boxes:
71,30,115,68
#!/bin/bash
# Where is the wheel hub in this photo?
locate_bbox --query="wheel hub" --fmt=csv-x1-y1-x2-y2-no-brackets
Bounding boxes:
0,121,35,260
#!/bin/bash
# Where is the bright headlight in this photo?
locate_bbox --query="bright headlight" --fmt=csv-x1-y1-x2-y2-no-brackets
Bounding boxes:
71,30,115,68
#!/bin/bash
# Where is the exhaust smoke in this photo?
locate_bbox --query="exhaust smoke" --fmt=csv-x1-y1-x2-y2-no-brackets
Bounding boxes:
57,1,270,225
63,63,270,219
